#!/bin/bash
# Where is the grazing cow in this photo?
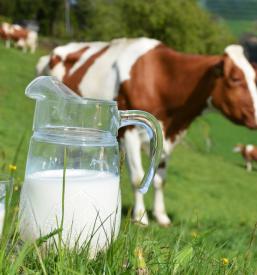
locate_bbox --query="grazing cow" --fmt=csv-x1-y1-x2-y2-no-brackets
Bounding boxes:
37,38,257,226
0,22,37,53
233,144,257,171
0,22,11,48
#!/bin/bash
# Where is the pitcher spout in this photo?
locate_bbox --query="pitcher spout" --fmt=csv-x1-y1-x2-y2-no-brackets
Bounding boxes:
25,76,80,101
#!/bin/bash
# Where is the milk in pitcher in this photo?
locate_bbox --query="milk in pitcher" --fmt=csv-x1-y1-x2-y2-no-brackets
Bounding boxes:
19,169,121,255
21,76,163,256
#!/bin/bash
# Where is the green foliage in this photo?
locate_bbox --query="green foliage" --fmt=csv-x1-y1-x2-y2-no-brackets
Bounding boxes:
0,0,234,54
126,0,233,53
85,0,234,54
0,15,12,24
0,0,64,36
82,0,126,41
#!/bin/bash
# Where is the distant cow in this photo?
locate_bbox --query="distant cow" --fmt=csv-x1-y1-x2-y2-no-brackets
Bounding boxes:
0,22,11,47
0,22,37,53
233,144,257,172
37,38,257,226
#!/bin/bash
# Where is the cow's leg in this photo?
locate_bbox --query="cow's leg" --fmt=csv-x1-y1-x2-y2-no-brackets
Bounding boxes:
140,131,172,226
5,40,10,48
153,138,172,226
30,45,36,54
152,132,186,226
23,45,27,53
153,160,171,226
123,128,149,226
246,161,252,172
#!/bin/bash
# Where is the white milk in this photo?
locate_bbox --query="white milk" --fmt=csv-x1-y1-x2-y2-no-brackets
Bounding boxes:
19,169,121,256
0,203,5,235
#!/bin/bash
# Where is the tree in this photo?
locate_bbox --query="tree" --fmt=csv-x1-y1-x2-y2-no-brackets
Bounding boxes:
0,0,234,54
84,0,234,54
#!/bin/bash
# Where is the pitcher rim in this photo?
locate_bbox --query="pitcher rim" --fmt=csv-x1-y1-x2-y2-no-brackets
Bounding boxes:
80,97,117,106
34,96,118,106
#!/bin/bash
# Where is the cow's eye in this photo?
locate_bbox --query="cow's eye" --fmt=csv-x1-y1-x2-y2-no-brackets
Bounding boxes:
230,76,243,85
232,76,241,82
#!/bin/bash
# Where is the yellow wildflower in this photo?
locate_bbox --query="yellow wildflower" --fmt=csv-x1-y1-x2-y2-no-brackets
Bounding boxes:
222,258,229,265
9,164,17,171
135,247,146,268
14,185,19,191
134,247,148,274
191,231,198,238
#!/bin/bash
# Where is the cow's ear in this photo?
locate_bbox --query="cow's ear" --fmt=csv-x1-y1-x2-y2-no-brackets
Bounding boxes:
212,60,224,77
223,54,238,79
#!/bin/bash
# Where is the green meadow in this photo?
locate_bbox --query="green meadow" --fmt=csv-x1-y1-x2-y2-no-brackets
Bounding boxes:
0,43,257,274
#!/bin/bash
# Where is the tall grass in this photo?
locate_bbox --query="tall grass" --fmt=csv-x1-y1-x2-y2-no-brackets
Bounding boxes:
0,195,256,274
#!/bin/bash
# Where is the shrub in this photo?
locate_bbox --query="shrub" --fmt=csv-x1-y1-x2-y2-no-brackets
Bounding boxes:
85,0,235,54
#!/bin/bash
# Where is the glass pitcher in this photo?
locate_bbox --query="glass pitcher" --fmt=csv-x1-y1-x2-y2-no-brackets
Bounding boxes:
19,76,163,256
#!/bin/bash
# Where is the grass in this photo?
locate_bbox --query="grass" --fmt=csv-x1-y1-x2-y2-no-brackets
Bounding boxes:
0,42,257,274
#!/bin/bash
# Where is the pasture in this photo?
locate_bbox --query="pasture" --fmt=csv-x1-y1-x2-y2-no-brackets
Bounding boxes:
0,43,257,274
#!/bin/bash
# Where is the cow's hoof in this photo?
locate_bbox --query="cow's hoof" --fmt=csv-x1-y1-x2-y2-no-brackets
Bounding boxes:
154,213,171,227
133,211,149,227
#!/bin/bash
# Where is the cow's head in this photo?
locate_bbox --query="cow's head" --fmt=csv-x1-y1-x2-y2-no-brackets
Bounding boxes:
36,55,51,76
211,45,257,129
49,54,63,80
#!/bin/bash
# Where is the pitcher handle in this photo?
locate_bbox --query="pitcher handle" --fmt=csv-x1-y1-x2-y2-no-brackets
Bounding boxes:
119,110,163,194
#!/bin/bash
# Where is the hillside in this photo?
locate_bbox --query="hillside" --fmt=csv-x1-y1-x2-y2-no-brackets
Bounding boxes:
200,0,257,37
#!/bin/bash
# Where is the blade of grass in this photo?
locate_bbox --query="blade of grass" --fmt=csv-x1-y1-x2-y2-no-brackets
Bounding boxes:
33,242,47,275
58,146,67,251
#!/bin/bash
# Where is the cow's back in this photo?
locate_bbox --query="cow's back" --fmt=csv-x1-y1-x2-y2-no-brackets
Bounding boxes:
78,38,138,100
70,38,161,100
10,25,28,41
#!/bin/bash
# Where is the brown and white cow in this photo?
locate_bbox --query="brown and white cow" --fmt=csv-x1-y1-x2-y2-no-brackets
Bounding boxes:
0,22,37,53
233,144,257,171
0,22,11,47
37,38,257,226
